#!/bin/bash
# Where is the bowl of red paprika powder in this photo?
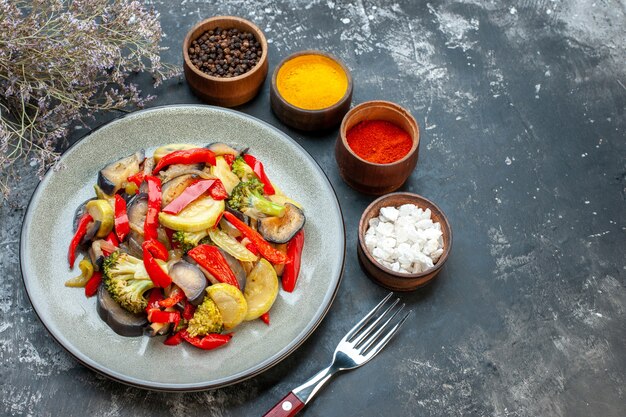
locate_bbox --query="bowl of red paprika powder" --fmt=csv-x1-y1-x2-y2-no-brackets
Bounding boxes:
335,100,419,195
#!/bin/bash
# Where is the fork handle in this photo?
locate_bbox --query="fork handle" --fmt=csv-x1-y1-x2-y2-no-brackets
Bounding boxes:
263,365,335,416
262,392,305,417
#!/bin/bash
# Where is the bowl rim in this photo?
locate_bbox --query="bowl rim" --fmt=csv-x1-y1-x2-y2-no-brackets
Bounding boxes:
183,15,268,83
270,49,353,114
358,192,452,279
339,100,420,167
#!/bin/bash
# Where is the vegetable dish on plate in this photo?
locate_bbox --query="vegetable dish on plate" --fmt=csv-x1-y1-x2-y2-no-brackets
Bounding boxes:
66,142,306,351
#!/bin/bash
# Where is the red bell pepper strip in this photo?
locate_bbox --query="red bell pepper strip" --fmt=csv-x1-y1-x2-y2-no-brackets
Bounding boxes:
104,231,120,246
162,179,216,214
208,179,228,200
182,301,196,321
188,244,240,288
164,227,176,248
127,171,144,188
222,212,289,264
179,330,232,350
243,154,275,195
149,310,181,324
152,149,216,174
159,287,185,308
100,232,119,257
68,213,93,269
145,289,164,321
146,288,164,313
260,312,270,325
281,230,305,292
142,238,168,261
164,332,184,346
214,210,224,228
114,194,130,242
239,237,260,256
147,289,162,305
144,176,162,242
223,154,235,167
84,271,103,297
142,242,172,288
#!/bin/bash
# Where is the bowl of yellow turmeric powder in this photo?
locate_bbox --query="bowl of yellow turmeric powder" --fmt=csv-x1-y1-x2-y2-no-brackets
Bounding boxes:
270,50,353,131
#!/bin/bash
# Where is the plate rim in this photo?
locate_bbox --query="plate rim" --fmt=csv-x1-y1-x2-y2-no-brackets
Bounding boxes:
19,104,345,391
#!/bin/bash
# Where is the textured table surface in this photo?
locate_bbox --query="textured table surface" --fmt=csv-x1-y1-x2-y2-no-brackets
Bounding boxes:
2,1,625,416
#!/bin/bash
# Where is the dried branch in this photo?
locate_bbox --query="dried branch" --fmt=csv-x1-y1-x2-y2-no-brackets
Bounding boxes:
0,0,179,198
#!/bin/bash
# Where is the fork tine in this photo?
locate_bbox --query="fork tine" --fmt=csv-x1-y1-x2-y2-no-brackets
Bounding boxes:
341,293,393,343
357,303,405,352
362,311,411,359
351,298,400,347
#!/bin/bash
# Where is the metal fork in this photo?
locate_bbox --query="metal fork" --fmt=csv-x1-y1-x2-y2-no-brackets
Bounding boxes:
263,293,411,417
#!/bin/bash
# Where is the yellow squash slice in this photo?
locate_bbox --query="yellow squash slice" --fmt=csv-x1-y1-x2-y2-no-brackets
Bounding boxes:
152,143,200,162
243,259,279,321
86,199,115,238
207,283,248,330
158,196,224,232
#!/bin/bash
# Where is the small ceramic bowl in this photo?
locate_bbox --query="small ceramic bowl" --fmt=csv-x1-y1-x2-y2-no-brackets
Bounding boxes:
358,192,452,291
183,16,268,107
335,100,419,195
270,50,353,131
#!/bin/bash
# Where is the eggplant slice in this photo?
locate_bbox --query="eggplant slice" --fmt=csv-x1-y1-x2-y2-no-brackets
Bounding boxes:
89,239,106,271
97,150,144,195
73,198,96,232
80,220,102,246
126,193,174,255
127,231,144,259
142,155,156,175
97,284,147,337
206,142,240,156
218,249,247,290
159,163,205,183
258,203,305,244
225,206,250,226
127,193,148,234
161,174,197,208
169,260,208,305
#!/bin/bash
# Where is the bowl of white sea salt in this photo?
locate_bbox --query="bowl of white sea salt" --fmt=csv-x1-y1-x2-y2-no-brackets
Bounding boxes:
358,192,452,291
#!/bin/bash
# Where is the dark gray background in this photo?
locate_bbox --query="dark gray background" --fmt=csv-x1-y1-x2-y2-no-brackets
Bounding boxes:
2,0,625,416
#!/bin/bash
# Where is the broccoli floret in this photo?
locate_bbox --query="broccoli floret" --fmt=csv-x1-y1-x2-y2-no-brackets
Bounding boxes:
231,156,256,181
172,230,210,254
227,178,285,217
103,251,155,314
198,236,213,246
174,318,188,333
187,296,223,337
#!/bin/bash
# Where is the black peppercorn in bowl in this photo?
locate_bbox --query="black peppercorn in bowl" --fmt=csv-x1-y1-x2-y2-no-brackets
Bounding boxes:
183,16,268,107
